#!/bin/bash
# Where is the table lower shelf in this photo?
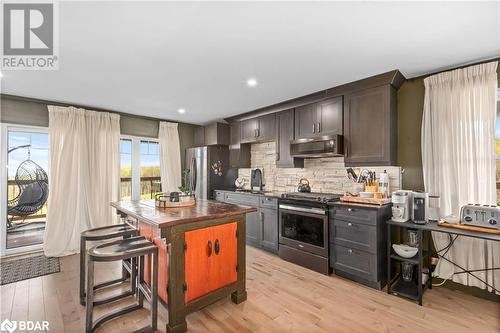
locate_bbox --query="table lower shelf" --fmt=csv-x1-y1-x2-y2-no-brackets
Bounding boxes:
388,275,431,302
390,250,430,264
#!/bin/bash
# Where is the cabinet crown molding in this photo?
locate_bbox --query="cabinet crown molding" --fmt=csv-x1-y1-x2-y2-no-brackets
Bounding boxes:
224,70,405,123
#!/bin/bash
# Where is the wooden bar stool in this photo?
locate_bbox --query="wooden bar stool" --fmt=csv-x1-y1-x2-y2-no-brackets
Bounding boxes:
80,223,139,305
85,237,158,333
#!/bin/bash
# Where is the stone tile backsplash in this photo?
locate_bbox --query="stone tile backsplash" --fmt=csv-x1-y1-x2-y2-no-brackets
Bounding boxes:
238,142,402,194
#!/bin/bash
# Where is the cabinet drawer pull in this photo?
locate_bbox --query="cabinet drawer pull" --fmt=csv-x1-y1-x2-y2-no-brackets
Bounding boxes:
214,239,220,255
317,122,321,133
347,222,353,227
313,123,316,133
208,240,212,257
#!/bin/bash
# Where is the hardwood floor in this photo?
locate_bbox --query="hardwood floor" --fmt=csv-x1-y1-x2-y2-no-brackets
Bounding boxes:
1,246,499,332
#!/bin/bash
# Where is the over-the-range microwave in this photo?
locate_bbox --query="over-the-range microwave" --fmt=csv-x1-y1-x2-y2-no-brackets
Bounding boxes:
290,134,343,158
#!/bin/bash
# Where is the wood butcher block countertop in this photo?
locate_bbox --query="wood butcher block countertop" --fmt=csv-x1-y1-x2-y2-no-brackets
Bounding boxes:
111,199,257,228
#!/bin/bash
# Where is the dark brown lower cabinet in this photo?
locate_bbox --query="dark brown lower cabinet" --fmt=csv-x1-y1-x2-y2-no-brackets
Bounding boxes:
260,207,278,253
245,210,261,248
329,203,391,290
218,191,278,254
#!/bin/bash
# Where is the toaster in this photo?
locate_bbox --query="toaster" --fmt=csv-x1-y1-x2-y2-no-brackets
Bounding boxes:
460,204,500,230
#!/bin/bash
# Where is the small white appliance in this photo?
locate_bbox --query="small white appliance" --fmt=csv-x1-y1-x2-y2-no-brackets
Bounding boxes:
460,204,500,230
391,190,412,222
428,195,441,222
412,192,429,224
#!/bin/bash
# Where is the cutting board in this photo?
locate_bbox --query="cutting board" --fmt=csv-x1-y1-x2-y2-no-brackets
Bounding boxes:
340,196,391,206
438,220,500,235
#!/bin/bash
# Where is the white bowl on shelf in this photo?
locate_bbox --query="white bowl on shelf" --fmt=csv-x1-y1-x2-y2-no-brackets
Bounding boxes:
392,244,418,258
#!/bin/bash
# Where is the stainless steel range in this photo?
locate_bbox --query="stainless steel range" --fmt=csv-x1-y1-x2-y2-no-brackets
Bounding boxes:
278,192,341,274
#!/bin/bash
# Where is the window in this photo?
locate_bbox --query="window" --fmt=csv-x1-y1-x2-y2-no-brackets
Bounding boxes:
120,139,133,200
140,140,161,199
5,129,49,250
119,137,160,201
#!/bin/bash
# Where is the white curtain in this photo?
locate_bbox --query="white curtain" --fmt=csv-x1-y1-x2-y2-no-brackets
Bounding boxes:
44,106,120,257
422,61,499,292
159,122,182,192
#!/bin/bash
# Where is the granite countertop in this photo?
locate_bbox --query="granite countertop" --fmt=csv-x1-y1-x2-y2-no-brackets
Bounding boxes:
111,199,257,228
216,189,285,198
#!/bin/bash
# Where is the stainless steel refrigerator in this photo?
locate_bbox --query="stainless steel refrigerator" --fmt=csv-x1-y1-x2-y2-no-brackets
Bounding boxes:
185,145,236,200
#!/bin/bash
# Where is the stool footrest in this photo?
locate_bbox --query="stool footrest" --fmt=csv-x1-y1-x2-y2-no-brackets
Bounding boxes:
80,275,131,306
138,283,152,303
91,303,143,332
94,276,128,290
93,290,135,306
122,259,133,274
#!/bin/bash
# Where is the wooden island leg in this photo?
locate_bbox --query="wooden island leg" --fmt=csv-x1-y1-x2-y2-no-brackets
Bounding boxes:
231,216,247,304
167,234,188,333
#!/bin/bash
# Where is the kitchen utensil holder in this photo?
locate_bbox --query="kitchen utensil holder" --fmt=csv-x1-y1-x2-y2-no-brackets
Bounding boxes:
365,184,379,193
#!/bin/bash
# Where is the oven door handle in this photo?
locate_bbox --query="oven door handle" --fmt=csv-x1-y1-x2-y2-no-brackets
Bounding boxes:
279,204,326,215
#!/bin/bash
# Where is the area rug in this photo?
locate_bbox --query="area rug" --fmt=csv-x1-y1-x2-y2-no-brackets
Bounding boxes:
0,255,60,285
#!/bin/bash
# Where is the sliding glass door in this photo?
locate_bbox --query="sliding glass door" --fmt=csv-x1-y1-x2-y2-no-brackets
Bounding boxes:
120,137,160,201
1,124,49,255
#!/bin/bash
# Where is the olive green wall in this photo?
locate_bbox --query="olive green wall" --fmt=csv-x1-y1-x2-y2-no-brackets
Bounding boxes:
397,78,425,191
0,95,196,171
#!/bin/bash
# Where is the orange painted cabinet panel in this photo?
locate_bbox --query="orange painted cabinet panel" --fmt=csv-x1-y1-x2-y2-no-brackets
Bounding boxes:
184,226,212,303
152,237,169,303
209,222,238,292
184,222,238,303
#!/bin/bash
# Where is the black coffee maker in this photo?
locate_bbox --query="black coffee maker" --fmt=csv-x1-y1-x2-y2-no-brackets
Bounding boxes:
251,169,263,192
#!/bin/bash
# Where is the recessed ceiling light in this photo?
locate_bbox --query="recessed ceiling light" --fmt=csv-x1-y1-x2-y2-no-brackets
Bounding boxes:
178,108,186,114
246,78,258,87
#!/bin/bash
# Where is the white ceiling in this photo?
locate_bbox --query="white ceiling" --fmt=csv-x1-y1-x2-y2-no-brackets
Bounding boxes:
1,1,499,125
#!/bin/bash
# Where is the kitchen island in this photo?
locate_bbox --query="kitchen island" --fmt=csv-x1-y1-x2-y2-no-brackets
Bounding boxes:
111,199,256,333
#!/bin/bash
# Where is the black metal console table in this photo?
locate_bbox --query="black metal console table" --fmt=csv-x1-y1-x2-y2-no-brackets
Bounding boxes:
386,220,500,305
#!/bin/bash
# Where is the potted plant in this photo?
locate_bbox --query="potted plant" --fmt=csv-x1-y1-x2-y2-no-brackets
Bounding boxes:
178,185,191,202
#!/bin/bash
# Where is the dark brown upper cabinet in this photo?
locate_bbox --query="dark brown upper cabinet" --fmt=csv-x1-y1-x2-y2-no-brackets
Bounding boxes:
294,103,317,139
240,118,258,143
344,85,397,166
193,122,229,146
258,113,277,141
204,122,229,146
317,97,343,135
229,122,251,168
294,96,343,140
240,113,276,143
276,109,304,168
194,126,205,146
